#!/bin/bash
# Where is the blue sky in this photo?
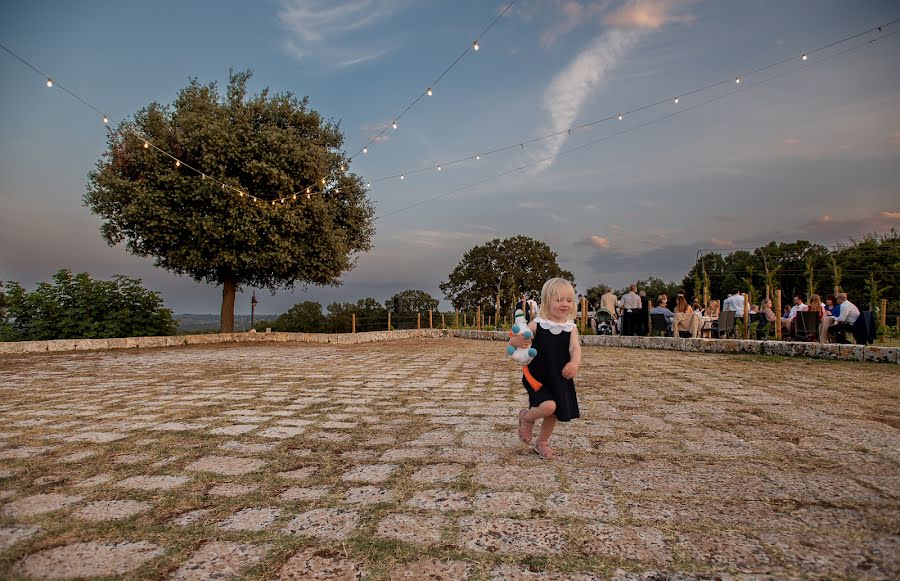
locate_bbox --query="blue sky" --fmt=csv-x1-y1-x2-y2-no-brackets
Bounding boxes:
2,0,899,316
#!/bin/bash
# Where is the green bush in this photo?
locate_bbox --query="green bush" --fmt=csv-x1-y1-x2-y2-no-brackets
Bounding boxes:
2,269,175,341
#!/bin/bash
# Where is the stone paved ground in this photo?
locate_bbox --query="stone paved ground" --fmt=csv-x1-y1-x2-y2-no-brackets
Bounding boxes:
0,337,898,580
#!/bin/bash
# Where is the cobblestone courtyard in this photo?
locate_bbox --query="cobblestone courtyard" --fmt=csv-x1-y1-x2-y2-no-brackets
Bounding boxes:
0,337,898,579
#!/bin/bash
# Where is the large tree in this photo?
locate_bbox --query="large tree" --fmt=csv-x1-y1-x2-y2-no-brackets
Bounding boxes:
385,289,439,314
85,70,375,332
440,236,574,314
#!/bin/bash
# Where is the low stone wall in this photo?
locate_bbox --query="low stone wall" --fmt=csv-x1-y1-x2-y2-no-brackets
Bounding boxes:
1,328,896,363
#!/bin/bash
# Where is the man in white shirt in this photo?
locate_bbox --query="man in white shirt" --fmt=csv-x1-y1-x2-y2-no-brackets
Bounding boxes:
721,288,746,319
618,284,642,335
781,293,807,333
830,293,861,343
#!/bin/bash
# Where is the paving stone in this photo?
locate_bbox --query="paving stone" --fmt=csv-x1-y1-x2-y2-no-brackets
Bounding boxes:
73,499,152,521
57,449,99,463
341,463,398,484
474,464,559,491
0,524,40,551
0,445,57,459
490,564,604,580
582,523,671,564
185,455,266,475
283,508,360,540
209,424,259,436
171,509,211,527
389,558,471,580
409,463,465,484
343,485,395,505
276,548,367,580
218,440,276,454
65,431,127,443
208,483,260,497
2,493,83,517
473,491,537,516
279,485,331,502
545,492,619,520
407,488,472,511
276,466,318,481
0,489,15,500
676,530,770,570
170,541,270,580
375,512,447,545
309,430,351,443
113,452,155,465
117,475,190,491
11,541,162,578
150,421,207,431
458,516,567,555
258,426,306,439
74,473,115,488
379,447,431,461
218,507,281,531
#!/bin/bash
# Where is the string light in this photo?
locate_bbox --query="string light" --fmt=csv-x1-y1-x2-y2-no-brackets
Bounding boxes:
476,155,480,160
400,174,405,180
340,164,345,171
175,160,180,167
473,40,479,51
674,96,680,104
802,53,808,61
392,121,397,129
46,78,52,87
437,165,442,171
427,87,433,96
618,114,623,120
735,76,741,84
143,141,148,148
103,115,108,124
363,147,368,154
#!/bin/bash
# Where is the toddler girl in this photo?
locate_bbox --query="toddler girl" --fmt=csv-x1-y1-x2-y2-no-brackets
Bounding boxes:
508,277,581,459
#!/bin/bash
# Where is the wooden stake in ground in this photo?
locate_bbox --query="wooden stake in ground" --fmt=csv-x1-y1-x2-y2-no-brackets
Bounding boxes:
743,293,750,339
417,313,421,330
881,299,887,326
442,313,445,329
387,312,391,331
775,289,782,340
352,313,356,334
429,310,432,329
476,306,481,330
455,310,459,328
581,297,588,332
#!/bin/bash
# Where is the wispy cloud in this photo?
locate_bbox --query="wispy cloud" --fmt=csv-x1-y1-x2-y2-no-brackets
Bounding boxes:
278,0,401,64
710,238,734,249
589,235,611,248
529,0,693,172
880,210,900,219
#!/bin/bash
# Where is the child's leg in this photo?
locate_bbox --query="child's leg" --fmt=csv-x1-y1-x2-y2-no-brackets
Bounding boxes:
537,414,558,445
524,400,555,424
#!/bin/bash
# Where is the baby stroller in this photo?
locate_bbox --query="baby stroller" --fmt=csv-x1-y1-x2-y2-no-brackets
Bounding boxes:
594,308,614,335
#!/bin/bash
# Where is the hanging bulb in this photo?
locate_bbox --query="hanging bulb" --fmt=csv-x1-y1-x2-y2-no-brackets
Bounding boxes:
201,173,206,180
143,141,149,148
307,187,311,194
340,164,345,171
427,87,432,96
400,175,404,180
103,115,109,124
366,182,371,188
46,78,53,87
618,114,623,120
363,147,368,154
335,188,340,193
437,165,442,171
292,194,297,200
674,97,679,104
801,53,807,61
735,76,741,84
321,177,326,184
307,193,311,199
473,40,479,51
272,200,276,206
392,121,397,129
175,160,181,167
476,155,480,160
239,191,244,197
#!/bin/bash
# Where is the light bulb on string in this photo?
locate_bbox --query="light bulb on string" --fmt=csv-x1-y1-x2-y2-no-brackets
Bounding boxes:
321,177,326,184
306,193,311,199
400,175,404,180
476,155,480,160
307,187,311,194
735,76,741,84
392,121,397,129
427,87,432,96
473,40,479,51
366,182,371,188
340,164,345,171
292,194,297,200
175,160,180,167
103,115,108,124
46,78,53,87
272,200,276,206
618,114,623,120
363,147,368,154
437,165,442,171
674,97,679,104
143,141,149,148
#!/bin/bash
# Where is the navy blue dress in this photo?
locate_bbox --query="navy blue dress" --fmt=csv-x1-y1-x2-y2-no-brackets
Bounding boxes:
522,323,580,422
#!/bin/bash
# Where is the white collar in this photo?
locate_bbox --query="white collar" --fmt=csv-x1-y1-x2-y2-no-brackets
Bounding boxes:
534,317,576,334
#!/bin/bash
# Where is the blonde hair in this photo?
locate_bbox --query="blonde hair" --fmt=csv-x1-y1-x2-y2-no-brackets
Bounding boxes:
539,278,576,321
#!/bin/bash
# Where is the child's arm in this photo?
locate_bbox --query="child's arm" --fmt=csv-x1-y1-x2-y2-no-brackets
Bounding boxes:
508,321,537,349
562,326,581,379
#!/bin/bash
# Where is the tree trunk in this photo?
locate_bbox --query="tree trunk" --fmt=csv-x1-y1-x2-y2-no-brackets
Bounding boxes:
220,278,236,333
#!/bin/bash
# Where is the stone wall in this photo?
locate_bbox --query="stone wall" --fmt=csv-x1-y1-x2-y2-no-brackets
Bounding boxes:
0,328,896,363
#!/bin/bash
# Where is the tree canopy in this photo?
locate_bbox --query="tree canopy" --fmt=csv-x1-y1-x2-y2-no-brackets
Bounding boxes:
385,289,439,314
1,270,175,341
440,236,574,314
85,70,375,332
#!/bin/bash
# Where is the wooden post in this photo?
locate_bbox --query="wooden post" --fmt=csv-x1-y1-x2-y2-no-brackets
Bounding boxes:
352,313,356,334
581,297,588,332
463,312,467,327
387,311,391,331
476,306,481,330
417,312,421,329
880,299,887,326
442,314,445,329
742,293,750,339
775,289,782,340
429,310,433,329
455,309,459,328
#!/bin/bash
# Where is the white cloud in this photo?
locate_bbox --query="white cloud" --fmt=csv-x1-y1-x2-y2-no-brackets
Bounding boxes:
278,0,401,63
604,0,696,29
880,210,900,219
590,235,611,248
710,238,733,249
